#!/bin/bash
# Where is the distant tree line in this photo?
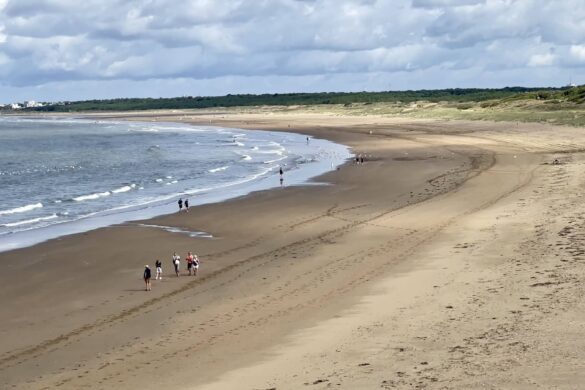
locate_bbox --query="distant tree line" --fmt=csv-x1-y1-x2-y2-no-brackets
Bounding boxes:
29,87,565,112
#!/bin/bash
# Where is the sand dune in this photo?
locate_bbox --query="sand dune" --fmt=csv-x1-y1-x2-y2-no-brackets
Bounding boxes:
2,113,585,389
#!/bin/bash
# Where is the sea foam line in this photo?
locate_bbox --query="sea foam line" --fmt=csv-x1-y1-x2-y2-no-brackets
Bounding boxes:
112,184,136,194
73,191,111,202
2,214,58,227
0,203,43,216
209,166,230,173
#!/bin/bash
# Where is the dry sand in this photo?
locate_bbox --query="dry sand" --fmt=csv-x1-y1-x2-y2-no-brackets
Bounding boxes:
2,112,585,389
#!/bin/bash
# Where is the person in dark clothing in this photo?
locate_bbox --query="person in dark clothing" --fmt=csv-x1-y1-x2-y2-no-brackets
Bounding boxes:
184,198,189,212
155,260,162,280
178,198,183,212
144,265,152,291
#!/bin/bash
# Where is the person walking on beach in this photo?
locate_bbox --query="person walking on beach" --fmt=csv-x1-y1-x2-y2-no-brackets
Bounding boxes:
186,251,194,276
155,259,162,280
184,198,189,212
193,254,200,276
178,198,183,212
279,166,283,177
143,265,152,291
172,252,181,277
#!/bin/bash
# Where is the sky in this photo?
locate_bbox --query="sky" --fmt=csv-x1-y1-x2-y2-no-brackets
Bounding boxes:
0,0,583,103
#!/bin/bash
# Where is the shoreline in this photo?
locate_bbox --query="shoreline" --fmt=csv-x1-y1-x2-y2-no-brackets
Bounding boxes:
4,112,585,388
0,118,350,253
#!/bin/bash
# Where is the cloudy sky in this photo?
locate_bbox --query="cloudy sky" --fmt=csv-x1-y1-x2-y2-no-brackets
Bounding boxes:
0,0,583,103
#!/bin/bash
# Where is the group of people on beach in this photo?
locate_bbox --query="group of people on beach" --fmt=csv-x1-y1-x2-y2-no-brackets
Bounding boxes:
177,197,189,212
355,154,366,164
143,251,200,291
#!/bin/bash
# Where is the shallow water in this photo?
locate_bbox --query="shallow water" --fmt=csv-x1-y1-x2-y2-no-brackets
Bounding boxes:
0,116,350,251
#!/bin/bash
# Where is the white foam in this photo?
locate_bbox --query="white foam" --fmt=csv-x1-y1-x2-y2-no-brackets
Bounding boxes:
255,149,284,155
128,127,159,133
241,155,252,161
73,191,111,202
2,214,58,227
138,224,213,238
264,156,287,164
0,202,43,216
209,166,230,173
112,185,134,194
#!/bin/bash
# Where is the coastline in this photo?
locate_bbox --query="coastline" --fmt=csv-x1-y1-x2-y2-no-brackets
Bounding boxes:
0,119,350,253
4,112,585,389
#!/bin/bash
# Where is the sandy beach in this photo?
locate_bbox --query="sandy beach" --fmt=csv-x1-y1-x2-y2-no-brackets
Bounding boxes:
3,112,585,389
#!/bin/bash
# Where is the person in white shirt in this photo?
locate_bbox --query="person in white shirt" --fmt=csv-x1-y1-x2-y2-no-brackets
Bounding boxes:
172,252,181,277
193,254,200,276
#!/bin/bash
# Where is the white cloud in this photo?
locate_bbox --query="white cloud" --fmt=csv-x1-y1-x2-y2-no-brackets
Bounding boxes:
528,53,555,67
570,45,585,62
0,0,584,102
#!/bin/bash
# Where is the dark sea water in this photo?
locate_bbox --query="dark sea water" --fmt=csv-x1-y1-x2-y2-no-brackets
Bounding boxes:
0,116,350,251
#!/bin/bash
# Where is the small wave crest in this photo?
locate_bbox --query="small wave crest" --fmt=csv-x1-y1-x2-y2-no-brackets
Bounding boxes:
0,202,43,216
2,214,58,227
112,184,136,194
73,191,111,202
263,156,287,164
208,166,230,173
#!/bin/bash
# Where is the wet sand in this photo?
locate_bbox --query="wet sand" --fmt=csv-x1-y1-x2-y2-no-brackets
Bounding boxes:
2,113,585,389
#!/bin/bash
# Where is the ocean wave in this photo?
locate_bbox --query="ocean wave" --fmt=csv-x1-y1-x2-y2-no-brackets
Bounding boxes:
112,184,136,194
264,156,287,164
128,127,159,133
73,191,111,202
2,214,58,227
209,166,230,173
258,150,284,155
0,202,43,216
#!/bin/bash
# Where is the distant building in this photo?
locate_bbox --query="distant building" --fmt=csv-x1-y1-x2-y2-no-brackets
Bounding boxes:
10,103,21,109
24,100,43,108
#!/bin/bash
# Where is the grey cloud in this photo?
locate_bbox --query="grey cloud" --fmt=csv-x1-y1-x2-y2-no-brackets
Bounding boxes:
411,0,486,8
0,0,583,100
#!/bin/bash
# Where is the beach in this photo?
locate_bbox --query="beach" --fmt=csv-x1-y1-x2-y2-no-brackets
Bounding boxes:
2,112,585,389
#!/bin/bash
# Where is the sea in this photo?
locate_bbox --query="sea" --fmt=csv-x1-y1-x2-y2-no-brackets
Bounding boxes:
0,116,350,252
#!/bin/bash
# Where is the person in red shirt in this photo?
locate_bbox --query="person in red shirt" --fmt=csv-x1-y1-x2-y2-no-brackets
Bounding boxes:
186,252,194,276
